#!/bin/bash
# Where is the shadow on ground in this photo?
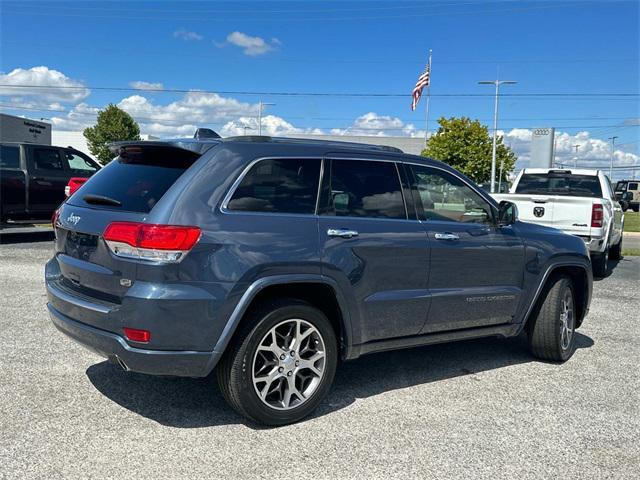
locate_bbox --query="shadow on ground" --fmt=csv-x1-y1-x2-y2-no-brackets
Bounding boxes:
86,331,594,429
0,230,54,244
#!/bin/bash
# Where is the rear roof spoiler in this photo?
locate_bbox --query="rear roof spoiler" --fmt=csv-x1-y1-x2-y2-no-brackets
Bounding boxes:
108,140,220,156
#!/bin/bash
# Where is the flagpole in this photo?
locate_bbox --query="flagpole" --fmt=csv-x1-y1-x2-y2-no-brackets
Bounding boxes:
424,49,432,147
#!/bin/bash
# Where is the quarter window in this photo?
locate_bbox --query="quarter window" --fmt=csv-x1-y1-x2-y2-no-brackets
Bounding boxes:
322,159,406,219
409,165,493,224
629,182,638,191
227,158,321,214
65,151,98,172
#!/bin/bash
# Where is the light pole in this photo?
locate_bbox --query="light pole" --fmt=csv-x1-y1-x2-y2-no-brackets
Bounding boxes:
478,78,517,193
257,101,275,136
608,136,618,180
241,123,254,136
573,144,580,168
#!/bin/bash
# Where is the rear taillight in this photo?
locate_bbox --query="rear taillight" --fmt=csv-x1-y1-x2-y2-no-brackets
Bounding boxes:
65,177,87,197
103,222,201,263
591,203,604,228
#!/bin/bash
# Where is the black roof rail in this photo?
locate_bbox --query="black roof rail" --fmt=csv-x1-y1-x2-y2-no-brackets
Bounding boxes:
223,135,404,153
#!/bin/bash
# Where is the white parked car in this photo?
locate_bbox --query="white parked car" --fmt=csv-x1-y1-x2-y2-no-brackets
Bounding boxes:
494,168,624,276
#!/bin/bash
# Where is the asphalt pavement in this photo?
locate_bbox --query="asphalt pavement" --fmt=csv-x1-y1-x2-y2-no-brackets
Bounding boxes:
1,238,639,479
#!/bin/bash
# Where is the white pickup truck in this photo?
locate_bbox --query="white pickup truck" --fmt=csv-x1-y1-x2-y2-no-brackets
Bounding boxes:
493,168,624,276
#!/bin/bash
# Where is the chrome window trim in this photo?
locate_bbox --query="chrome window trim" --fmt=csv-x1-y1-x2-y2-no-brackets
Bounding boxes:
320,157,409,220
402,160,498,223
220,156,324,216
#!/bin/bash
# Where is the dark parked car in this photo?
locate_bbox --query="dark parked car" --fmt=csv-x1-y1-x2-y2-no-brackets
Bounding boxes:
46,137,593,425
0,142,100,223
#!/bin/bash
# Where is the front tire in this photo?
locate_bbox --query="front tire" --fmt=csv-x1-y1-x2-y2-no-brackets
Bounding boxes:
217,299,338,426
528,276,576,362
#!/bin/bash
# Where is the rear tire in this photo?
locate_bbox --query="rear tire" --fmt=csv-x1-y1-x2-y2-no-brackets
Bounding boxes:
528,276,576,362
609,235,623,261
592,249,609,277
216,299,338,426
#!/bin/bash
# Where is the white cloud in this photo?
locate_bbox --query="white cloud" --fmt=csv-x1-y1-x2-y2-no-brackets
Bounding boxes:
330,112,425,138
50,103,100,131
220,31,279,56
0,66,90,105
173,28,203,41
220,115,322,137
502,128,639,178
129,81,164,91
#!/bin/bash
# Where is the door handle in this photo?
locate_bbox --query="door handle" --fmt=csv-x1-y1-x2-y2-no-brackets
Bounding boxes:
327,228,359,239
434,232,459,241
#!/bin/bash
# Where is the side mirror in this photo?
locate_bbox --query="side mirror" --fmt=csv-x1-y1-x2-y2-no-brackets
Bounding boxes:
498,200,518,226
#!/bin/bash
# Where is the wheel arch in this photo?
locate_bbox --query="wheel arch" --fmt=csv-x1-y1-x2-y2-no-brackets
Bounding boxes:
213,275,353,360
523,262,592,330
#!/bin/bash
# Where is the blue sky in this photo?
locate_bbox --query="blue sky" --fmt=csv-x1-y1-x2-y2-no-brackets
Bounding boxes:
1,0,639,177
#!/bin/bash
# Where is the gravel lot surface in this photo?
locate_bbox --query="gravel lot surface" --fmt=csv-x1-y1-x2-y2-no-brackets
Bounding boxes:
1,237,639,479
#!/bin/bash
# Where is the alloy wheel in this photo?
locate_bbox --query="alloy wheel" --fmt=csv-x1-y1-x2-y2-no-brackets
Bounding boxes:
559,290,574,350
252,319,326,410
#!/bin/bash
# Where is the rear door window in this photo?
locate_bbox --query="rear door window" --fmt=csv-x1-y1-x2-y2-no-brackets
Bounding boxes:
227,158,321,214
629,182,638,191
515,173,603,198
0,145,20,169
33,147,64,171
68,146,200,213
321,159,406,219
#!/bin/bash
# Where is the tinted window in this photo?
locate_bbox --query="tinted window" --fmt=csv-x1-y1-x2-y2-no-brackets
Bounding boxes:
33,148,63,171
629,182,638,191
65,151,98,172
515,173,602,198
0,145,20,169
227,158,321,214
322,160,406,219
409,165,493,224
69,146,199,213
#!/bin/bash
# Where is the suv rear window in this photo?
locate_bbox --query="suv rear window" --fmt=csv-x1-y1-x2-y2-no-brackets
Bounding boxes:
515,173,603,198
68,146,200,213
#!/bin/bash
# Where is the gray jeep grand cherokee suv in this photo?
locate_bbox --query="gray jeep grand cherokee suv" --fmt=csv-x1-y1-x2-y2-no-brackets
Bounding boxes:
46,136,593,425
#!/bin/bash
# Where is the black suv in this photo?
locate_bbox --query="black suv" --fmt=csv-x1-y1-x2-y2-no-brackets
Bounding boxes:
46,137,592,425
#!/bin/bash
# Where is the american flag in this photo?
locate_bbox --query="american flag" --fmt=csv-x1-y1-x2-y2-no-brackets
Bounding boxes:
411,63,430,111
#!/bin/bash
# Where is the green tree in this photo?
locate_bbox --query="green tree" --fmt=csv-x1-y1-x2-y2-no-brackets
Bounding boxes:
83,104,140,164
422,116,516,184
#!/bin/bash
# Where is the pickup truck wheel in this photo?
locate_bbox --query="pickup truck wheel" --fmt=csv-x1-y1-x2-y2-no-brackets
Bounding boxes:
528,276,576,362
592,249,609,277
216,299,338,426
609,235,623,261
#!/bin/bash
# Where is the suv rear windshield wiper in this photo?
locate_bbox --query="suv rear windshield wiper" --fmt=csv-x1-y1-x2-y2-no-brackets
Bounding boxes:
82,194,122,207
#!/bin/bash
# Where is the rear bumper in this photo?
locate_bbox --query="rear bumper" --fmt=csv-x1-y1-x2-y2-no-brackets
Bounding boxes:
47,303,220,377
581,235,607,254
